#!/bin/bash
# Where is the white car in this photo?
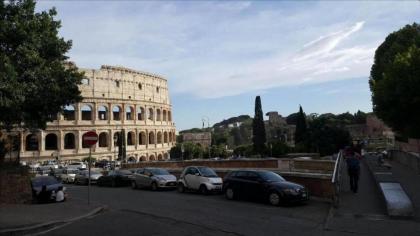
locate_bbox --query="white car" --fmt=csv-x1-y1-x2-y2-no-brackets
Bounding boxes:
67,162,87,170
177,166,223,195
60,168,78,183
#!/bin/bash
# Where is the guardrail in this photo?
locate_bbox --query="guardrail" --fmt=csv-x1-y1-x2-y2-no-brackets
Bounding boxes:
331,150,343,207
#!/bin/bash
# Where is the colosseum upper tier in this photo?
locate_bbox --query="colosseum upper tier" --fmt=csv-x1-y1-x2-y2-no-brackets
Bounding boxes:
18,65,176,162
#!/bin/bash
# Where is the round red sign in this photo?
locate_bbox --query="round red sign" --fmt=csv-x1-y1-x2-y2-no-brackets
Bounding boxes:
82,131,98,147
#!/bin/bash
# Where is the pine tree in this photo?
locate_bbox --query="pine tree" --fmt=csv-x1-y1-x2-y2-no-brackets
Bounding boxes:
295,105,307,145
252,96,266,156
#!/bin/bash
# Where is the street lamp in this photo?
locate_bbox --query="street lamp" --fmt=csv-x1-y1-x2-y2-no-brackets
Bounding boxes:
202,116,211,159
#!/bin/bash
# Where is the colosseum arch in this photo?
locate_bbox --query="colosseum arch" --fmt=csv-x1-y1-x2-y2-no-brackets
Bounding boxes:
128,156,136,163
148,108,154,121
64,133,76,149
157,132,162,144
98,132,108,147
113,132,121,146
113,105,122,120
149,132,155,144
157,154,163,161
163,110,167,122
127,131,135,145
140,156,147,161
81,104,93,120
139,131,146,145
164,132,168,143
137,107,145,121
168,111,172,121
164,153,169,160
45,133,58,150
172,132,176,142
63,105,75,120
156,109,161,121
98,105,108,120
25,133,39,151
149,154,156,161
126,106,134,120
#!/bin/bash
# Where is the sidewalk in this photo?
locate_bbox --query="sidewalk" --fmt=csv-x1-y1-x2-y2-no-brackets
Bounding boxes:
324,160,420,236
0,197,104,234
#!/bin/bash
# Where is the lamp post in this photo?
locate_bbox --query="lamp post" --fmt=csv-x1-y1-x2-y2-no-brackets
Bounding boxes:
202,116,211,159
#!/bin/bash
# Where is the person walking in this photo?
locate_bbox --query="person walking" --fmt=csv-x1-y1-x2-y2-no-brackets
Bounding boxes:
345,147,361,193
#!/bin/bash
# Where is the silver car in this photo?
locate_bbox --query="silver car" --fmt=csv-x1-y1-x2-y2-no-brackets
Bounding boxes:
131,168,177,190
74,170,103,185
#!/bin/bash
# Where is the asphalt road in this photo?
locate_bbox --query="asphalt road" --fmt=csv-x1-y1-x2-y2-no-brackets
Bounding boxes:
43,184,331,236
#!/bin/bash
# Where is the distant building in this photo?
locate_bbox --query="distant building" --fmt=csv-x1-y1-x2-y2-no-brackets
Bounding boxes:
182,132,212,148
265,111,295,147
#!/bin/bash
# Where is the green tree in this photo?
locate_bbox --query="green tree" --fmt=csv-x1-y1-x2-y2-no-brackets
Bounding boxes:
170,144,182,160
252,96,266,155
294,105,307,146
370,23,420,138
0,0,84,163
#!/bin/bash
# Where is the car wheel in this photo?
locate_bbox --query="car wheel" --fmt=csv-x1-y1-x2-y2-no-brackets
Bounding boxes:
131,181,137,189
268,192,281,206
177,183,185,193
199,185,209,195
225,187,235,200
151,182,158,191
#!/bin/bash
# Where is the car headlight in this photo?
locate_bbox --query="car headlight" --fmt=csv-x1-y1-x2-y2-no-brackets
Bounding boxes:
283,189,297,195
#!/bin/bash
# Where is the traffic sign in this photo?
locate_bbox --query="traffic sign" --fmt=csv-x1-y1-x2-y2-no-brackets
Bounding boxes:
82,131,98,147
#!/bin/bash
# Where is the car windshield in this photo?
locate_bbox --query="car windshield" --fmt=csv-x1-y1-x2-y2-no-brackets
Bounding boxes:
149,168,170,175
258,171,285,182
32,177,59,187
117,170,132,175
198,167,218,177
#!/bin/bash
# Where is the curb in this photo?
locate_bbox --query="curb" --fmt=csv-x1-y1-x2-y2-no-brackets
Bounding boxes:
0,205,106,236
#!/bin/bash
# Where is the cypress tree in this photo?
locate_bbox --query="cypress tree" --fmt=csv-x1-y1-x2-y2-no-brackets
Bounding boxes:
252,96,266,155
295,105,307,145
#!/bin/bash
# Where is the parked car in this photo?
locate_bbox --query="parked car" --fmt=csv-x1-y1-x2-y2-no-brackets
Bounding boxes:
31,176,66,203
60,168,79,183
95,160,111,169
223,170,309,206
177,166,223,194
52,168,64,180
97,169,132,187
131,168,177,190
74,170,103,185
67,162,87,169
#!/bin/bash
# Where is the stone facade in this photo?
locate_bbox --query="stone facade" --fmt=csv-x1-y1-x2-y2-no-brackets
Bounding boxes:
182,132,212,148
265,111,295,147
13,65,176,163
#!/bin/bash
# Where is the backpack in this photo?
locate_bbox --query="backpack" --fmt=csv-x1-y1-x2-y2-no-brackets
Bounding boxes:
346,157,360,170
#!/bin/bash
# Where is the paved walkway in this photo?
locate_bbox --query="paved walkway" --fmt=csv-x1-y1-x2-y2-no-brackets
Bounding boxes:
0,197,103,233
324,157,420,236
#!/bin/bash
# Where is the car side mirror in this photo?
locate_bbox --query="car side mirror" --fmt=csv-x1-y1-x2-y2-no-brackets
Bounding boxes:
194,173,200,176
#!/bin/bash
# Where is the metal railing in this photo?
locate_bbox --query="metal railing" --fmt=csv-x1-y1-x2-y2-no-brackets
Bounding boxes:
332,150,344,207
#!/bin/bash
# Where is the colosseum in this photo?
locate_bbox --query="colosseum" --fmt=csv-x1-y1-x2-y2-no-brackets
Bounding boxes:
15,65,176,163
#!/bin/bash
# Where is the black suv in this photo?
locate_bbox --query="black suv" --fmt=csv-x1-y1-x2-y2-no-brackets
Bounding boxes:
223,170,309,206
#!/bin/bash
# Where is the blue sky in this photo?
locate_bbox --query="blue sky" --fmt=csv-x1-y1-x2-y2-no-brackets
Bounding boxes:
36,1,420,131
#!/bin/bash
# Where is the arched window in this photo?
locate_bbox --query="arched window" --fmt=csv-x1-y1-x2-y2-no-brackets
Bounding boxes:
168,132,172,142
137,107,144,121
140,156,147,161
149,155,156,161
45,133,58,150
163,110,167,121
148,108,154,121
164,153,169,160
139,132,146,145
81,105,93,120
99,132,108,147
98,105,108,120
149,132,155,144
158,154,163,160
157,132,162,144
63,105,75,120
64,133,75,149
113,132,121,147
113,106,121,120
25,134,39,151
126,106,134,120
127,132,135,145
156,109,161,121
164,132,168,143
138,83,142,90
168,111,172,122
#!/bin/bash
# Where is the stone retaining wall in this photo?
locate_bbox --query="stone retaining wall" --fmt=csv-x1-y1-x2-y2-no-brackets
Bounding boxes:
389,150,420,174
